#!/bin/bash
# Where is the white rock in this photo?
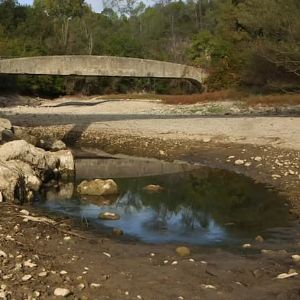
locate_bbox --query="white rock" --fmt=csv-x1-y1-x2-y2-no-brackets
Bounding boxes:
24,259,37,268
60,270,68,275
90,283,101,288
102,252,111,258
242,244,251,248
20,209,30,216
254,156,262,162
276,272,298,279
235,160,244,166
292,255,300,262
38,271,48,277
200,284,216,289
22,274,32,281
54,288,71,297
0,250,7,258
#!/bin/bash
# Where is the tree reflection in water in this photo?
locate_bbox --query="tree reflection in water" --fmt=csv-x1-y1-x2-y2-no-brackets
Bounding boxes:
38,167,291,245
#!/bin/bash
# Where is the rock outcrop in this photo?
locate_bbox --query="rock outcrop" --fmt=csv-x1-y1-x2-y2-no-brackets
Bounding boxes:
0,119,75,203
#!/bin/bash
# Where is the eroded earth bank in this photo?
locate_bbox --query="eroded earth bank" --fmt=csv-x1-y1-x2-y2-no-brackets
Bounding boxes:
0,96,300,300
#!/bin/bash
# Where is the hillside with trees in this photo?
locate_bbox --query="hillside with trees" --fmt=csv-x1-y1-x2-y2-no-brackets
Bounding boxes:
0,0,299,96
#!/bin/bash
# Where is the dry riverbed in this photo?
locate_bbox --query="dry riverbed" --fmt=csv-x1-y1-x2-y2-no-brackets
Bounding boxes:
1,96,300,299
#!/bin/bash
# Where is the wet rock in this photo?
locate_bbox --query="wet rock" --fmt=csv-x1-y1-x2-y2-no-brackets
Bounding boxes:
99,212,120,221
143,184,164,193
112,228,124,236
176,246,191,257
54,288,72,297
52,150,75,175
77,179,118,196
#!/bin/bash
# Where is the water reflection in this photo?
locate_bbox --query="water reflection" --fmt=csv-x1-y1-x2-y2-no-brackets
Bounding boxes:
37,165,290,245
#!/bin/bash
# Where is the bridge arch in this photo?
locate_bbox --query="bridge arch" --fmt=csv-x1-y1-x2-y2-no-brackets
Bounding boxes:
0,56,207,85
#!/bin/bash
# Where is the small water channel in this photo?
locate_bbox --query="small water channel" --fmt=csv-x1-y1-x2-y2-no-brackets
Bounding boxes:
35,156,292,246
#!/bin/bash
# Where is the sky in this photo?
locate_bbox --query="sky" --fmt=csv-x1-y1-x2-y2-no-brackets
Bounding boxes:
18,0,154,13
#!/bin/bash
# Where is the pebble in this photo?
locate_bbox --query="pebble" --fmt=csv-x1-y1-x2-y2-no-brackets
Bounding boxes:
176,246,191,257
235,159,244,166
20,209,30,216
276,271,298,279
203,137,211,143
255,236,264,242
0,250,7,258
90,283,101,288
53,288,72,297
24,259,37,268
150,253,155,257
63,236,71,241
78,283,85,290
38,271,48,277
60,270,68,275
102,252,112,258
200,284,216,289
99,212,120,221
22,274,32,281
242,244,251,248
171,261,178,265
254,156,262,162
112,228,124,236
292,255,300,262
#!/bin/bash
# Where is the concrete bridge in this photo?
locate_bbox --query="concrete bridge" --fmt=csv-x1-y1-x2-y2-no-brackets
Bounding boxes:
0,55,207,85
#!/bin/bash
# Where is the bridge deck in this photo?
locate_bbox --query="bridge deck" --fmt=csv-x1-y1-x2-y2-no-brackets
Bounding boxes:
0,56,207,85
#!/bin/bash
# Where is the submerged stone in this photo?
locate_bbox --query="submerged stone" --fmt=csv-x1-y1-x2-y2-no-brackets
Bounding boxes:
143,184,164,193
99,212,120,221
176,247,191,257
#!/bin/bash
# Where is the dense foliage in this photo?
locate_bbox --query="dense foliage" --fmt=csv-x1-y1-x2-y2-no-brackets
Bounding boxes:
0,0,299,95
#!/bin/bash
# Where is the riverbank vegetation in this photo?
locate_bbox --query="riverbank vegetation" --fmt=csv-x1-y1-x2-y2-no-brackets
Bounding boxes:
0,0,299,96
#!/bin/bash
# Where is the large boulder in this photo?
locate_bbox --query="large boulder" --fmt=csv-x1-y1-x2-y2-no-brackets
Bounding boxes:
0,160,42,202
52,150,75,174
77,179,118,196
0,140,58,173
0,161,23,202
